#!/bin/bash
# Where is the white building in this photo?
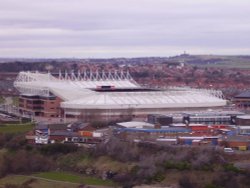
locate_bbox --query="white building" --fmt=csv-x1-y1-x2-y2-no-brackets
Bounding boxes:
14,71,227,121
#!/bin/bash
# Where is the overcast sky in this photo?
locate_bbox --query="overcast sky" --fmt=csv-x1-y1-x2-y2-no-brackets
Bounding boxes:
0,0,250,58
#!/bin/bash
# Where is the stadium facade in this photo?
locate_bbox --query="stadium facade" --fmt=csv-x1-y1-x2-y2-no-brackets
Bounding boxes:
14,71,227,121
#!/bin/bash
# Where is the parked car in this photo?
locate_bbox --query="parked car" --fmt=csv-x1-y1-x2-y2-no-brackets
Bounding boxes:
224,147,234,153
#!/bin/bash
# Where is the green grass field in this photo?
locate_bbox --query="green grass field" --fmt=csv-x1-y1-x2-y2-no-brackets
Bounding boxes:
34,171,115,186
197,61,250,69
0,172,116,188
192,55,250,69
0,122,34,134
0,175,79,188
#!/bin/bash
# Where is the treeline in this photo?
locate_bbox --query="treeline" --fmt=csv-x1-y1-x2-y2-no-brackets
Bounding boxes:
0,61,61,72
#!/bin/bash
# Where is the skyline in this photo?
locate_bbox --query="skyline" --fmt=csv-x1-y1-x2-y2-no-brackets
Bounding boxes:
0,0,250,58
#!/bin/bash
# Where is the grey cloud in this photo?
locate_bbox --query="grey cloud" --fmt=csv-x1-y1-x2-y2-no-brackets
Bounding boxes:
0,0,249,57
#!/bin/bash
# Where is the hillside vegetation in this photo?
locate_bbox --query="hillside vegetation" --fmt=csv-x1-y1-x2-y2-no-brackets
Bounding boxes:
0,129,250,188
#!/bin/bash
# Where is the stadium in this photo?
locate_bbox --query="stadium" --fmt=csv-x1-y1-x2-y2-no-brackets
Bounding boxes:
14,71,227,121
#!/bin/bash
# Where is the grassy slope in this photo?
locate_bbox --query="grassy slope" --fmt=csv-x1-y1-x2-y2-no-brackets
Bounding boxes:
0,122,34,134
34,171,115,186
195,55,250,69
92,156,134,173
161,170,215,187
0,175,78,188
0,172,116,188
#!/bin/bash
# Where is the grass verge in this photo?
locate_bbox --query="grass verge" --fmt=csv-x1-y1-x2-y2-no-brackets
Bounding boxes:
0,175,78,188
34,171,115,186
0,122,34,134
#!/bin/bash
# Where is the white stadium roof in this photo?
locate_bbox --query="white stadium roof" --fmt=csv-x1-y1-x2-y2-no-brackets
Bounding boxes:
60,90,226,109
14,71,227,111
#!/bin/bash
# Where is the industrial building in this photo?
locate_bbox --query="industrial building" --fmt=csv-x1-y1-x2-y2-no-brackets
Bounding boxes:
235,115,250,126
14,71,227,122
29,122,105,144
233,90,250,109
147,111,244,126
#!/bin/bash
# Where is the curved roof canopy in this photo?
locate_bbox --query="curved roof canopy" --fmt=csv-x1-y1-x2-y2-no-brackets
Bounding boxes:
14,71,227,110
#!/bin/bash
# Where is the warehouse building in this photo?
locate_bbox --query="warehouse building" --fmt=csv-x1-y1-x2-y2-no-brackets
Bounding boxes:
236,115,250,126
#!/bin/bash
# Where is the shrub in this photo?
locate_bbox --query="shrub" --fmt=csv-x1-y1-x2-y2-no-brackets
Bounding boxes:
204,184,223,188
0,150,53,176
212,171,241,188
223,163,241,173
151,171,165,182
95,137,139,162
164,161,191,170
39,143,78,155
5,135,27,150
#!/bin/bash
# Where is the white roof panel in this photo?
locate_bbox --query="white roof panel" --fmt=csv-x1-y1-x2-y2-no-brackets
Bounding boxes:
14,71,227,110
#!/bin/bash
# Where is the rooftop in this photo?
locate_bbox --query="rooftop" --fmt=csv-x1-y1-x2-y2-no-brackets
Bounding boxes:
236,115,250,120
14,71,227,111
235,90,250,98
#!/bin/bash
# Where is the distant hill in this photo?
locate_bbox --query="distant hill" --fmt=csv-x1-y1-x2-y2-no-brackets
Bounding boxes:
168,54,250,69
0,54,250,72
